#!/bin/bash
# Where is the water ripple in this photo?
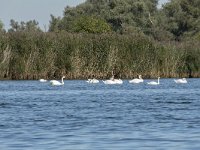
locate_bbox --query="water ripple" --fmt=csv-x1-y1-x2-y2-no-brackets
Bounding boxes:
0,79,199,150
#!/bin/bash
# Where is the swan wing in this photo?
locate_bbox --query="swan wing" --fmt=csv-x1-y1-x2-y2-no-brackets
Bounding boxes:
92,79,99,83
147,81,158,85
174,79,187,83
115,79,123,84
103,79,123,84
50,80,57,83
87,79,99,83
103,80,115,84
129,79,141,83
39,79,47,82
50,80,62,85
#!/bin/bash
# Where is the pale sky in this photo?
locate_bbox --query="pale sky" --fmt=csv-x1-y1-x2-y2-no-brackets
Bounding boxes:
0,0,169,30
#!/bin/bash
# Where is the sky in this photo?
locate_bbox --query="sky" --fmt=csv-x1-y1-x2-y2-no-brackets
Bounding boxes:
0,0,169,31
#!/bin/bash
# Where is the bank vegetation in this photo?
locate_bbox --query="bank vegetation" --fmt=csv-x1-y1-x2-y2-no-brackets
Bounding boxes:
0,0,200,79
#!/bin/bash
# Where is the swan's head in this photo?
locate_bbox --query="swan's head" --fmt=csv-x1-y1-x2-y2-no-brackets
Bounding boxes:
158,77,160,79
139,75,142,78
62,76,66,79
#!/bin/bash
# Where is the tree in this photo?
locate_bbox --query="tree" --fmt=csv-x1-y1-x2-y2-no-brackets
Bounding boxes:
48,14,62,32
162,0,200,40
25,20,41,32
9,19,20,32
72,16,111,33
8,19,41,32
52,0,159,34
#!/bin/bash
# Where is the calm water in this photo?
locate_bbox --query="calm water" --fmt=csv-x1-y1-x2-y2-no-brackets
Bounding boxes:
0,79,200,150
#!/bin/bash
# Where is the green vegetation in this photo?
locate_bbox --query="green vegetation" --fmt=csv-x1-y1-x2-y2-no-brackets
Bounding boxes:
0,0,200,79
0,20,4,31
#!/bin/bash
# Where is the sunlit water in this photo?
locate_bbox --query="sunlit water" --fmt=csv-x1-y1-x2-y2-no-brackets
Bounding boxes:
0,79,200,150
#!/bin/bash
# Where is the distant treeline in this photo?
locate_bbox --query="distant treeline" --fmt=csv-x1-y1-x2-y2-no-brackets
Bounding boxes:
0,31,199,80
0,0,200,79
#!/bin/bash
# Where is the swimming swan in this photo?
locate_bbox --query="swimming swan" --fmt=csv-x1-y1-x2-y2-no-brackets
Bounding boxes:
50,76,65,86
129,75,144,83
103,79,123,84
39,79,47,82
147,77,160,85
174,78,187,84
87,78,99,84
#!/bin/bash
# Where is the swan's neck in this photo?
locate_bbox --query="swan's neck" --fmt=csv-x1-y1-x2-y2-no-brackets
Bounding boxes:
158,78,160,84
61,77,64,83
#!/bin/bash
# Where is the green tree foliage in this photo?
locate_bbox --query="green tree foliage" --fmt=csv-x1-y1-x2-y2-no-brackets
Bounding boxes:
8,19,42,32
0,20,4,31
162,0,200,40
48,14,62,32
51,0,158,34
71,16,111,33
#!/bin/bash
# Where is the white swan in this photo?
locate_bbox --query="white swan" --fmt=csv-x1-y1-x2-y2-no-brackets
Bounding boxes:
86,78,99,84
50,76,65,86
129,75,144,83
103,79,123,84
174,78,187,84
39,79,47,82
147,77,160,85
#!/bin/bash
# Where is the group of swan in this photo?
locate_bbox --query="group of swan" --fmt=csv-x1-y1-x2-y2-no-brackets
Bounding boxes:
39,75,188,86
86,75,188,85
39,76,65,86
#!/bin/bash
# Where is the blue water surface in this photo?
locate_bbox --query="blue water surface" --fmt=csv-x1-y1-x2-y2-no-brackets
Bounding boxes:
0,78,200,150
